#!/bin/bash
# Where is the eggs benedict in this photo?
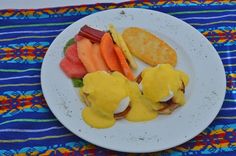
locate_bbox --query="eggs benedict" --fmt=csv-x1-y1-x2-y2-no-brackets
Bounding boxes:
79,65,189,128
140,64,189,114
125,81,158,122
80,71,130,128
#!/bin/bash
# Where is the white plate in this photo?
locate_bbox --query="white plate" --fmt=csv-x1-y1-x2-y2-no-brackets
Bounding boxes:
41,8,226,153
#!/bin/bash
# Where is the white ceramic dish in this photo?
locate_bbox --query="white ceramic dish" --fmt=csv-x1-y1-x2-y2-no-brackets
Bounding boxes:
41,8,226,153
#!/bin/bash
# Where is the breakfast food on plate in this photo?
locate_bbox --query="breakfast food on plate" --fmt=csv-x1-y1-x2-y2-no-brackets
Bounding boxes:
77,37,97,72
141,64,188,103
122,27,177,66
125,81,158,122
91,43,110,71
77,36,110,72
140,64,189,114
100,32,123,73
59,24,189,128
60,43,87,78
113,45,135,80
78,25,105,43
109,24,138,69
60,25,134,87
79,71,157,128
80,71,130,128
80,65,189,128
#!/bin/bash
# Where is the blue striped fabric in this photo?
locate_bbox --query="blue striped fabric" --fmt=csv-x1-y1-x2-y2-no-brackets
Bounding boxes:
0,1,236,155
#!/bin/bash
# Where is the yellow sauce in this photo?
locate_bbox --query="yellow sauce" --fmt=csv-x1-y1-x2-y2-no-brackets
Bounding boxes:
80,64,189,128
141,64,189,104
82,108,115,128
126,82,158,121
81,71,128,128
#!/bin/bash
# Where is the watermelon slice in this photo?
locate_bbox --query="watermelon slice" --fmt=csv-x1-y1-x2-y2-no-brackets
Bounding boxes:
65,43,81,64
60,57,87,78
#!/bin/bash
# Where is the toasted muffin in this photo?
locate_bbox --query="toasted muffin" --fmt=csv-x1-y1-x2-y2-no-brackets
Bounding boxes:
122,27,177,66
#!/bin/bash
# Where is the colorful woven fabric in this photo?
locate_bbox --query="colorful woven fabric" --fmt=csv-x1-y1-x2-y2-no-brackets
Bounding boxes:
0,0,236,155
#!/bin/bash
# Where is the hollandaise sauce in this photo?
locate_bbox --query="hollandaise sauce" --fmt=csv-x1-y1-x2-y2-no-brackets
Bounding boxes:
141,64,189,104
80,64,189,129
126,82,158,121
81,71,128,128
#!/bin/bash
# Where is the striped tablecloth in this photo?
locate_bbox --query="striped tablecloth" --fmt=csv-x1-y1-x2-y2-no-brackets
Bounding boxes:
0,1,236,155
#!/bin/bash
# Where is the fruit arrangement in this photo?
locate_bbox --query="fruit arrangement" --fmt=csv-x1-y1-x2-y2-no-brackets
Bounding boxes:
60,25,136,85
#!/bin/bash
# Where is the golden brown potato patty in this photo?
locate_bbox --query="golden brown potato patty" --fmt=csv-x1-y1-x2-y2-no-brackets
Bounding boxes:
122,27,177,66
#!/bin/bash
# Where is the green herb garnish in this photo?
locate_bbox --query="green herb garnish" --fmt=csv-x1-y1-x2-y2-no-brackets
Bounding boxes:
63,38,75,54
72,78,83,88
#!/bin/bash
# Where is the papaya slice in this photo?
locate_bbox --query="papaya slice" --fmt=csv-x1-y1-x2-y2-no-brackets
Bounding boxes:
114,45,135,80
100,33,123,73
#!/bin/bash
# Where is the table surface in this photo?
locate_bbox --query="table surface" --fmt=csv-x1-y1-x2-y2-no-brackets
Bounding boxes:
0,1,235,155
0,0,126,9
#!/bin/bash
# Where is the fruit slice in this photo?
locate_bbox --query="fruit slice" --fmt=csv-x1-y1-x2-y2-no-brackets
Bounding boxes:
91,43,109,71
114,45,135,80
65,43,88,75
100,33,122,73
75,34,84,42
78,31,100,43
77,38,97,72
78,25,106,43
60,57,87,78
109,24,138,69
65,43,81,64
80,25,105,40
108,24,120,45
63,38,75,54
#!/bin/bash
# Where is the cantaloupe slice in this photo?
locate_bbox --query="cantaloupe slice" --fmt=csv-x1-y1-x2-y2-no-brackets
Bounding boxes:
91,43,109,71
77,38,97,73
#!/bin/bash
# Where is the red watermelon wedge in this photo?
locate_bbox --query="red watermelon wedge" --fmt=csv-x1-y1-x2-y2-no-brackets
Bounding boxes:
60,57,87,78
60,43,87,78
65,43,81,64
